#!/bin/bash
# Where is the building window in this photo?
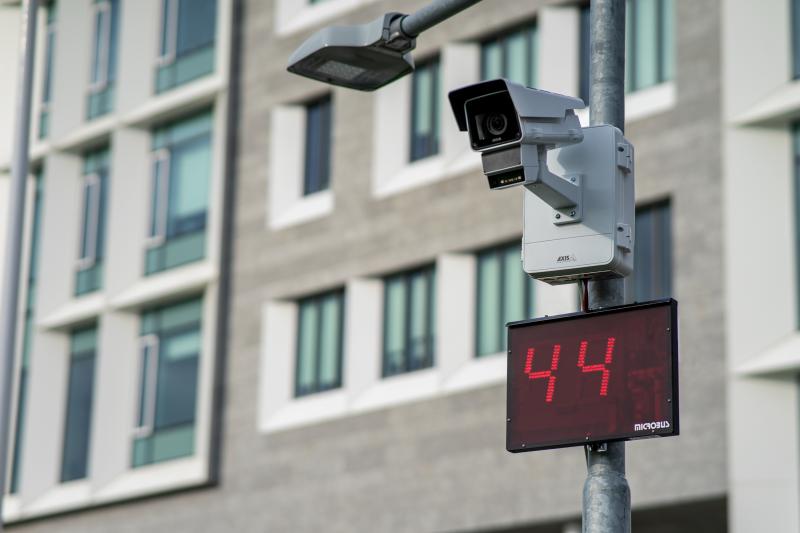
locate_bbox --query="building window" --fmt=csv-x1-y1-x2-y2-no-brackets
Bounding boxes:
625,0,674,92
87,0,119,119
76,147,109,296
10,170,44,494
481,22,538,87
409,59,440,162
303,95,333,195
39,2,57,138
133,297,202,467
795,124,800,325
295,290,344,396
156,0,217,93
383,266,436,377
794,0,800,78
632,201,672,301
476,242,536,357
60,326,97,482
579,4,591,104
146,110,212,275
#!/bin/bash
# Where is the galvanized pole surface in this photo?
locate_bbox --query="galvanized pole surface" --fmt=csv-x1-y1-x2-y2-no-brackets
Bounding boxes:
583,0,631,532
0,0,39,526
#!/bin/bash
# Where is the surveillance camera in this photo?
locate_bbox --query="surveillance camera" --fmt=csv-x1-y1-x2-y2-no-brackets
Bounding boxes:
448,79,585,209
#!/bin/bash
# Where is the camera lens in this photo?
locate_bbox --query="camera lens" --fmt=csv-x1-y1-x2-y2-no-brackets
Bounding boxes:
485,113,508,136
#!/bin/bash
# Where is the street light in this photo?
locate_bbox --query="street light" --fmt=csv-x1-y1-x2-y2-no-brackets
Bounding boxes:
286,0,484,91
287,13,415,91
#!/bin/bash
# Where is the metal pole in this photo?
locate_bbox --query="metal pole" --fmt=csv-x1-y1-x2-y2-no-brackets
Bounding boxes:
0,0,39,523
583,0,630,532
395,0,483,37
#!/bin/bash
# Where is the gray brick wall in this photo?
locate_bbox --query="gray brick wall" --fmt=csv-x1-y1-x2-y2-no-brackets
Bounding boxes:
11,0,726,531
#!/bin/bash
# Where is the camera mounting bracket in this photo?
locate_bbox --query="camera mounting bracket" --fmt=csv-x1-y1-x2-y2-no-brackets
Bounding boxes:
522,146,582,225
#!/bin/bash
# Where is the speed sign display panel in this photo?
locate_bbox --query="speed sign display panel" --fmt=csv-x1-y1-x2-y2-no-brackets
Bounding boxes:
506,299,678,452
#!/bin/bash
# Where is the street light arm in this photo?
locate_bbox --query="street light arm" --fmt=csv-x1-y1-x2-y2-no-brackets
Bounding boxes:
394,0,484,38
286,0,484,90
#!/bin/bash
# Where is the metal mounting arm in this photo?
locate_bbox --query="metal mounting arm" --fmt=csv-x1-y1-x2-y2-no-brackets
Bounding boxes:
524,146,581,210
391,0,485,38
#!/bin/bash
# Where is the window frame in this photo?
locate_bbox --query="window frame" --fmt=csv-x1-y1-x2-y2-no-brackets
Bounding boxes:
145,111,213,275
147,148,171,248
77,173,102,271
157,0,180,67
133,298,203,467
134,334,160,439
294,290,345,397
409,57,441,163
381,266,436,378
474,242,536,358
88,0,114,93
155,0,217,93
39,4,57,138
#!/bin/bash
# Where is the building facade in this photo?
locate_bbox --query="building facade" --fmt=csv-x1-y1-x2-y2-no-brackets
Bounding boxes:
723,1,800,532
0,0,235,524
1,0,777,531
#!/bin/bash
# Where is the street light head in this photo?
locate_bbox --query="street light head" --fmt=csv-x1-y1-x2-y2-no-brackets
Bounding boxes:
287,13,416,91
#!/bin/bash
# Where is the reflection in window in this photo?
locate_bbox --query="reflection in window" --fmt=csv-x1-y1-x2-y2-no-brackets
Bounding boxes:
383,266,436,377
296,290,344,396
476,242,536,357
156,0,217,93
133,297,202,467
481,22,538,87
147,110,212,275
410,59,440,162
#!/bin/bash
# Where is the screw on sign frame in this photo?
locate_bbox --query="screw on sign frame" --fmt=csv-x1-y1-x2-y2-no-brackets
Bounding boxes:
506,299,679,452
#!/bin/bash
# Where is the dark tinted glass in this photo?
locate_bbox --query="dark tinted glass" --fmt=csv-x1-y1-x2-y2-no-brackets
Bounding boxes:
632,202,672,301
61,352,96,482
579,5,591,104
303,96,333,195
176,0,216,56
410,59,440,161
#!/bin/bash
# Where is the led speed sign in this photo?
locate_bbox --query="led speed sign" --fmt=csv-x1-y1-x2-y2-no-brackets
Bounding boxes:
506,299,678,452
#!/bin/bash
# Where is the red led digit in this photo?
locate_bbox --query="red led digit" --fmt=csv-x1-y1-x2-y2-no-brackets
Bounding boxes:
524,345,561,402
577,337,616,396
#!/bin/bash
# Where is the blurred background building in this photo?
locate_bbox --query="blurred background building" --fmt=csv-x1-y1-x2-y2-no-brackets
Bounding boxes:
0,0,793,532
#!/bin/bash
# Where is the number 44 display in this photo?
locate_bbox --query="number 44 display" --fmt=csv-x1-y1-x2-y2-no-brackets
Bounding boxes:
506,299,679,452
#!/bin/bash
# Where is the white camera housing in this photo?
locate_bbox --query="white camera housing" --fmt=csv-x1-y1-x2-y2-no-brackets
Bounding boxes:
523,124,635,284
